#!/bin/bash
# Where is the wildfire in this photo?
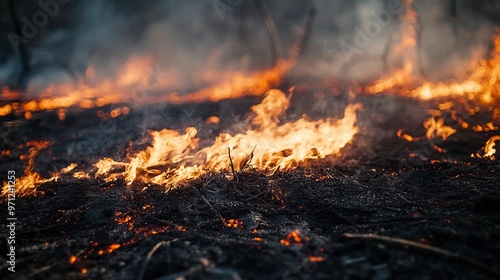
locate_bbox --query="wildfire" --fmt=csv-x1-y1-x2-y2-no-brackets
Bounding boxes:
94,89,360,188
367,17,499,154
166,59,295,104
367,0,420,94
367,30,500,102
0,48,297,118
1,140,57,197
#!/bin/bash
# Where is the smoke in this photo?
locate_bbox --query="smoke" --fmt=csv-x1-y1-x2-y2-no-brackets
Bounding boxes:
0,0,497,93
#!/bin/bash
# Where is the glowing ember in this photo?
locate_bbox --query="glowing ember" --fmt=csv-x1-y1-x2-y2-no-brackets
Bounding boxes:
106,244,121,254
280,229,308,246
309,256,324,262
224,219,244,229
94,89,360,188
206,116,220,125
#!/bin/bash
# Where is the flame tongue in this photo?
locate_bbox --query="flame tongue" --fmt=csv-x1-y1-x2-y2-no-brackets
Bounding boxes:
95,89,360,188
1,140,56,197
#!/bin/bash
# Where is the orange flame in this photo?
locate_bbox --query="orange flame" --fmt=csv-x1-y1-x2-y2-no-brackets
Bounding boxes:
423,117,457,141
94,89,360,188
0,51,297,118
368,31,500,102
1,140,56,197
475,135,500,160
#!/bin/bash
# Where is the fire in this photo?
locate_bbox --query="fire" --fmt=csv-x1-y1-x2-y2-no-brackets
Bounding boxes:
117,56,155,86
224,219,243,229
1,140,57,197
367,24,499,155
475,135,500,160
61,163,78,174
106,244,121,254
0,51,297,118
367,0,420,94
166,59,295,104
423,117,457,141
368,31,500,102
94,89,360,188
309,256,324,262
280,229,309,246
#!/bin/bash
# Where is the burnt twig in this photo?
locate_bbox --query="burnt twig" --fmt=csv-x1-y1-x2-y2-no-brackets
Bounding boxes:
238,145,256,172
342,233,500,278
228,147,239,183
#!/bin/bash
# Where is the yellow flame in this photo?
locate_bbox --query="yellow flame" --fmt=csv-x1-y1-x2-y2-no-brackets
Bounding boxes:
0,52,297,118
368,32,500,102
482,135,500,160
95,89,360,188
1,140,56,197
423,117,457,141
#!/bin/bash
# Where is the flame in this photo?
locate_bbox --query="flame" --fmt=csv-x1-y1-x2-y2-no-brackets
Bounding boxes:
367,29,499,153
367,0,419,94
1,140,56,197
94,89,360,188
61,163,78,174
106,244,121,254
0,51,297,118
423,117,457,141
166,59,295,104
476,135,500,160
368,31,500,102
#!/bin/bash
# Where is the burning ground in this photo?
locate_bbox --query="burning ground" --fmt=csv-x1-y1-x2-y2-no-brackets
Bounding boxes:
1,77,500,279
1,1,500,279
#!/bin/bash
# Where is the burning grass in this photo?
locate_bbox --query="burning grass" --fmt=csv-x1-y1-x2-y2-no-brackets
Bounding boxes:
93,89,360,189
